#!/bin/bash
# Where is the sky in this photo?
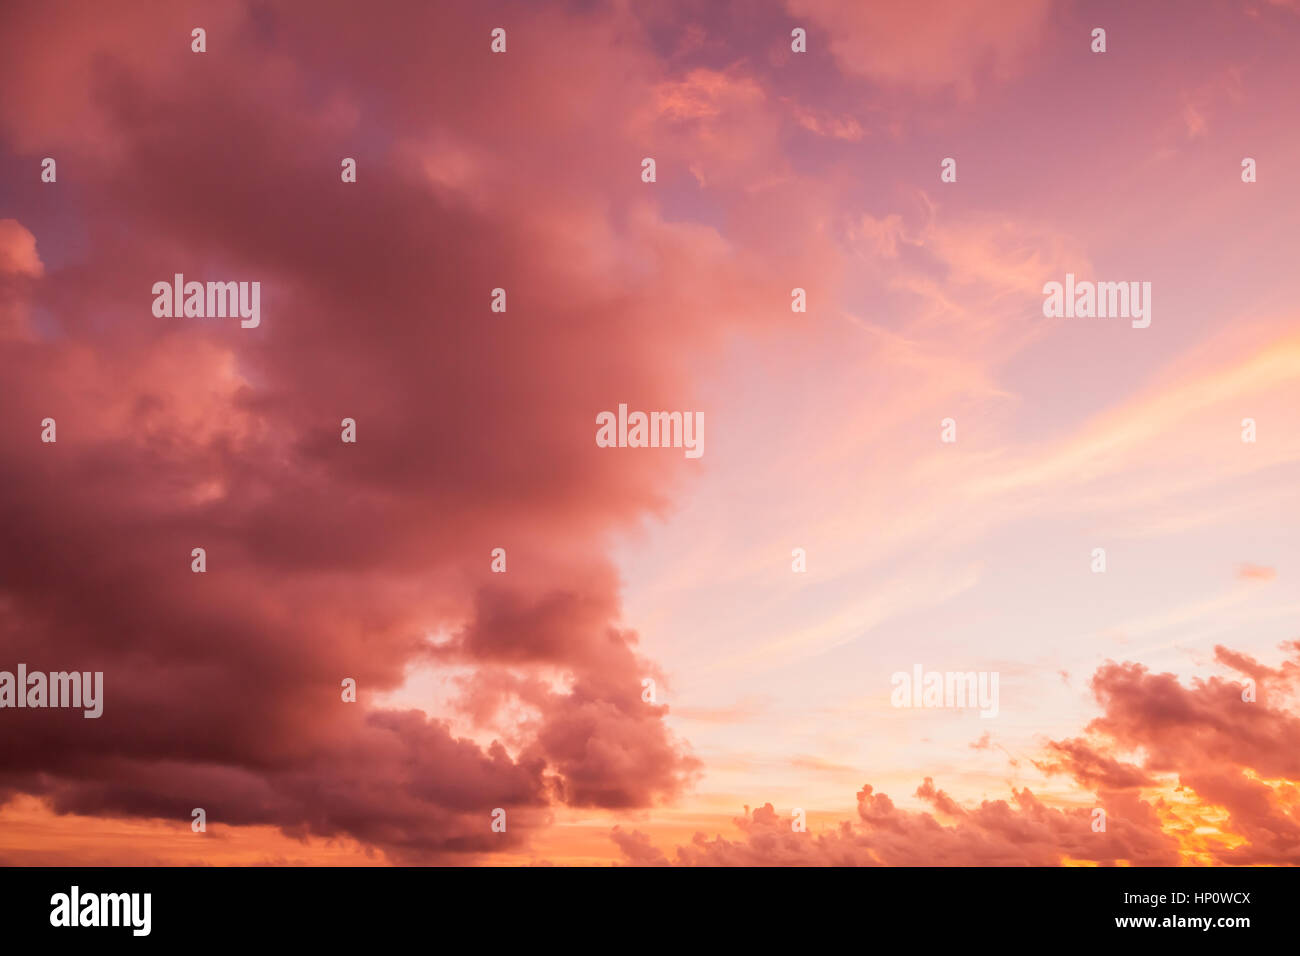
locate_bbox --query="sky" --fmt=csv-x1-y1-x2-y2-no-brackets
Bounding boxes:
1,0,1299,866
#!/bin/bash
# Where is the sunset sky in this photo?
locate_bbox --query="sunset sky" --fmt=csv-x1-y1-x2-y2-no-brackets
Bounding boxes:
2,0,1299,865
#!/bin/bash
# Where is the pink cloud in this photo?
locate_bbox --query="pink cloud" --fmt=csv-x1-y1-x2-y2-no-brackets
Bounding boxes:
624,644,1300,865
786,0,1051,97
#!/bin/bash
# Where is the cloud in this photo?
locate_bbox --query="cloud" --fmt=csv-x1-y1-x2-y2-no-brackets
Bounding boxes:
624,644,1300,865
0,220,43,279
610,826,670,866
1237,563,1277,581
0,0,760,860
785,0,1051,97
645,780,1177,866
5,0,1299,868
0,219,44,340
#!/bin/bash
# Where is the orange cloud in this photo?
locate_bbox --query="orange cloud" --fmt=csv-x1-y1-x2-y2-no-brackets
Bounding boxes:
1237,563,1278,581
621,644,1300,865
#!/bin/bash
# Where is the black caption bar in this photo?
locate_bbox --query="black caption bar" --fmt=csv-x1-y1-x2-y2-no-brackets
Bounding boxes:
0,865,1279,944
